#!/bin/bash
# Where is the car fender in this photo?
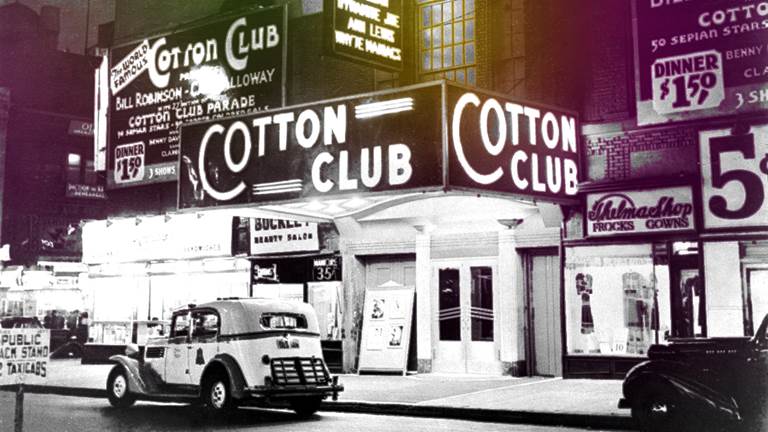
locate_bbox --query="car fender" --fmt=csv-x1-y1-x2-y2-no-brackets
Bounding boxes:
624,360,741,421
109,354,164,396
201,354,248,399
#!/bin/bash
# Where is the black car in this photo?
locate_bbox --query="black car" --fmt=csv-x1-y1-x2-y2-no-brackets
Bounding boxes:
619,313,768,432
0,316,43,328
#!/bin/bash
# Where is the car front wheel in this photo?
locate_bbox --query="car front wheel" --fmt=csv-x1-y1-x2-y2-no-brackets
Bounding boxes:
631,384,684,432
106,366,136,408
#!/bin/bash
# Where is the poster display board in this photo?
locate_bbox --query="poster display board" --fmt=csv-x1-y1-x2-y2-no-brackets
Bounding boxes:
0,329,50,385
324,0,403,71
633,0,768,125
108,5,286,188
699,123,768,229
358,281,414,374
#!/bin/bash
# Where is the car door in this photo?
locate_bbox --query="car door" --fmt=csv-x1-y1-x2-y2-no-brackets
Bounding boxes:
188,309,220,385
165,311,191,385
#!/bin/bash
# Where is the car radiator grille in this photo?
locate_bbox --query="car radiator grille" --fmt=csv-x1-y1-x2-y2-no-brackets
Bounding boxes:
271,357,329,386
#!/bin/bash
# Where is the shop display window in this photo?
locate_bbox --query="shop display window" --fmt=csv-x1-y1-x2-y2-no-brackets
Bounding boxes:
565,244,671,356
308,282,342,340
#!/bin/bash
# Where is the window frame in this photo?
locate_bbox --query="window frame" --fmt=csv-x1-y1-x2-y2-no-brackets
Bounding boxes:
190,308,221,341
417,0,477,86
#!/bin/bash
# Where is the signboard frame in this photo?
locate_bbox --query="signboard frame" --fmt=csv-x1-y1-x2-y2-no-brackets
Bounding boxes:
631,0,768,126
357,282,415,374
584,185,697,238
177,80,581,210
107,5,288,189
699,123,768,231
323,0,404,72
0,328,50,386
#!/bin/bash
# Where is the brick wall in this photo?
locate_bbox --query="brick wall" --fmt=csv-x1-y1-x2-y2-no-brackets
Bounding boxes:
581,0,633,123
585,125,699,181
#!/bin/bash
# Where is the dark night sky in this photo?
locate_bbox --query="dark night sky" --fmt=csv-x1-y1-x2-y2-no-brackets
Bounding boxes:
0,0,115,54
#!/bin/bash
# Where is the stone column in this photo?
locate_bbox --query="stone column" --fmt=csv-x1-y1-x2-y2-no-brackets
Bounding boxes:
498,227,523,375
415,229,432,373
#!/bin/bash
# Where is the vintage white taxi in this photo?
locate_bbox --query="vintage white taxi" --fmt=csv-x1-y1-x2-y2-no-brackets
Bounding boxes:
106,298,343,417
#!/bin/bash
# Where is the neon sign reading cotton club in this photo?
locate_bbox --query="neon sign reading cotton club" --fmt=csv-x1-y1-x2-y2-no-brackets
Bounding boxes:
177,82,580,209
449,90,579,200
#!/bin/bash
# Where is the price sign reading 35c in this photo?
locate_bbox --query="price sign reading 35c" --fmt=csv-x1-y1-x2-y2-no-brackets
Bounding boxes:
700,124,768,229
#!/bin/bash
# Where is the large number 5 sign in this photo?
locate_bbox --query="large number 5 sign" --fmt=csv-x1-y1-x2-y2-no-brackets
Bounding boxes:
700,125,768,229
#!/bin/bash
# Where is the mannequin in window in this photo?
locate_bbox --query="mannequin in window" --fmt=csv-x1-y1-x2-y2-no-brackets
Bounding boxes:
623,272,654,354
576,273,598,353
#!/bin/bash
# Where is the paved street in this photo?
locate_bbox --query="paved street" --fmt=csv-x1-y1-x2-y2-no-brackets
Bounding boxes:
0,392,633,432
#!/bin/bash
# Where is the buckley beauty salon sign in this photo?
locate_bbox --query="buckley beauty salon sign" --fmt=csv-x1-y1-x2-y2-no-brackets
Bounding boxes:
178,81,579,209
586,186,696,237
250,217,319,254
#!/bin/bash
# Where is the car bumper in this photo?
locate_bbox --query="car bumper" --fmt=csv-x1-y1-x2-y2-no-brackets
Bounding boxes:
244,377,344,401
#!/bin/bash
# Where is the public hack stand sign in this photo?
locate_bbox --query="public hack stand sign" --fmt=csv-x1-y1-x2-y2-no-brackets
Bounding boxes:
0,328,50,432
358,281,415,374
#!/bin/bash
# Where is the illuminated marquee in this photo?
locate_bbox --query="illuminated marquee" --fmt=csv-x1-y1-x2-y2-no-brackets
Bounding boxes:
324,0,403,71
178,82,580,209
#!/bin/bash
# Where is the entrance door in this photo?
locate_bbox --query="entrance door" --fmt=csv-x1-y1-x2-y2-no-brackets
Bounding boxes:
525,251,561,377
433,260,498,374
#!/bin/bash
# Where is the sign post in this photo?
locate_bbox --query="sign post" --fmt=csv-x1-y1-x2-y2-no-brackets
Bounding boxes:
0,328,50,432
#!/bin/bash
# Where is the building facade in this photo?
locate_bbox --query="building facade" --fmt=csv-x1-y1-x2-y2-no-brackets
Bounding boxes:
562,0,768,377
0,3,105,318
80,0,767,378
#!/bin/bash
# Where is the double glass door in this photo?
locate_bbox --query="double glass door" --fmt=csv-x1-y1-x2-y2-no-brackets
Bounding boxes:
433,260,498,374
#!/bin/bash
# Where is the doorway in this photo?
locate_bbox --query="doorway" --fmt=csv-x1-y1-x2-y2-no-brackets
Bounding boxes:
524,249,561,377
744,265,768,336
432,259,499,374
670,242,704,338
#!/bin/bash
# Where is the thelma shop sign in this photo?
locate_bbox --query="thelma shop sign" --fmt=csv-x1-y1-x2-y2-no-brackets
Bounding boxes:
586,186,695,237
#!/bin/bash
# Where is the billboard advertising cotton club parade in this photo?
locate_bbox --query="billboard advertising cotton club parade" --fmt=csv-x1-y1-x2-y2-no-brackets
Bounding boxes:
107,6,286,188
178,82,579,209
634,0,768,125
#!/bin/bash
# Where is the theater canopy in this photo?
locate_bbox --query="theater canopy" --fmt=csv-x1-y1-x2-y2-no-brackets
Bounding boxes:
178,81,580,211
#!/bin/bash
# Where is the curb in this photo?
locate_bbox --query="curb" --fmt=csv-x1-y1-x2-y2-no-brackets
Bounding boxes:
0,386,635,430
321,400,635,430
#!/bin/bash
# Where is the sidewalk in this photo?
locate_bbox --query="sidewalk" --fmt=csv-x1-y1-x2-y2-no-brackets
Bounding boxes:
9,360,635,430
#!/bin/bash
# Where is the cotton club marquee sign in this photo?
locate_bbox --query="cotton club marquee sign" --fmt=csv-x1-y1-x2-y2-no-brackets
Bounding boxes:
177,81,579,209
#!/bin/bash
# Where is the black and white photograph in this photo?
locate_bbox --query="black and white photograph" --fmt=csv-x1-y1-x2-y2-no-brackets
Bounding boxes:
0,0,766,431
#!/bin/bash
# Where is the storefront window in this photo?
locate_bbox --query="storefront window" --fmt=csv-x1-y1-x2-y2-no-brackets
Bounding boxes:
565,245,671,356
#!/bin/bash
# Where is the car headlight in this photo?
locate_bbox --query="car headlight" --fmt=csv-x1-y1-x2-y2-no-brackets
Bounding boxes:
125,343,140,358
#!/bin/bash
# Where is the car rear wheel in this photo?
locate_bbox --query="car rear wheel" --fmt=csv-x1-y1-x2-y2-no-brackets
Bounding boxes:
631,383,684,432
106,366,136,408
201,374,236,415
289,396,322,418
